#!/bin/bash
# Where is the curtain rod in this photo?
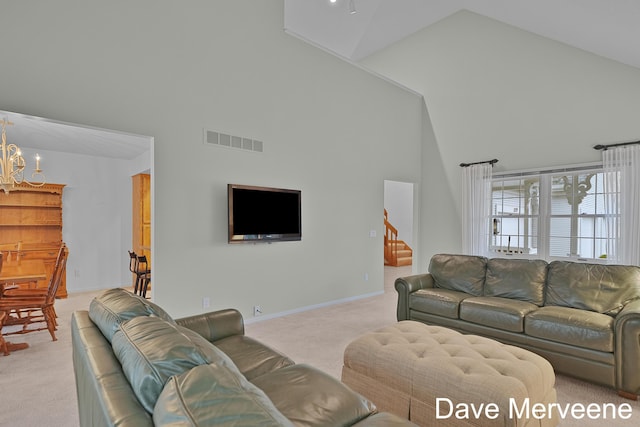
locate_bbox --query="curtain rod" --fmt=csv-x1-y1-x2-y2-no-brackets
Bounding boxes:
593,140,640,151
459,159,498,167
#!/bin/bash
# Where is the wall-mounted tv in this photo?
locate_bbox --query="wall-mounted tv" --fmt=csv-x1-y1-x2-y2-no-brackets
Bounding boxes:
228,184,302,243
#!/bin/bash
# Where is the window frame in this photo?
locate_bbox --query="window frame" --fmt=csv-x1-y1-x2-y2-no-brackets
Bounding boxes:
490,163,610,263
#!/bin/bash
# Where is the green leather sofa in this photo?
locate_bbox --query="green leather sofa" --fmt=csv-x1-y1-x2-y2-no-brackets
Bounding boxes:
71,288,415,427
395,254,640,400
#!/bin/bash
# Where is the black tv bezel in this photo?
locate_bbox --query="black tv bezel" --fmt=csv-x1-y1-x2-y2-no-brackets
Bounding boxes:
227,184,302,243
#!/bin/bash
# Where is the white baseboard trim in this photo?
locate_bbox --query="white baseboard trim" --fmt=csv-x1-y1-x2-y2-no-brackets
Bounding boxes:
244,290,385,325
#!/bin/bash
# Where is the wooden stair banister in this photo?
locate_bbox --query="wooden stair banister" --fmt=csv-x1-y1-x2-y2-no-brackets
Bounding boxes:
384,210,399,266
384,209,413,267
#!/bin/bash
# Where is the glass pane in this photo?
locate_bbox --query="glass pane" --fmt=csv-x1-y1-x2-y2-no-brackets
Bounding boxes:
500,217,520,236
579,193,596,215
550,218,571,238
577,238,594,258
549,236,571,257
491,177,539,255
594,238,608,259
593,173,605,193
578,217,595,239
594,194,606,215
594,217,608,239
550,193,571,215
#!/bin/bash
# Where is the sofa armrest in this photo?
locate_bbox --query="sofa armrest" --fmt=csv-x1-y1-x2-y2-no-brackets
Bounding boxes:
614,299,640,398
395,274,434,321
176,308,245,343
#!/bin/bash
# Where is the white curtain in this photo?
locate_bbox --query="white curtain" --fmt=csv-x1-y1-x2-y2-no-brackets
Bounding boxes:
603,144,640,265
462,163,493,256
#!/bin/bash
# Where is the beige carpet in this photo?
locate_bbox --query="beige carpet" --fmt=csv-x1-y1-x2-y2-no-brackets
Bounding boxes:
1,266,638,426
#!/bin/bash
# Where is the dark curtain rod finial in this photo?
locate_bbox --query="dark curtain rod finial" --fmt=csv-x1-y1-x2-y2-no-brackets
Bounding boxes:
593,140,640,151
460,159,498,168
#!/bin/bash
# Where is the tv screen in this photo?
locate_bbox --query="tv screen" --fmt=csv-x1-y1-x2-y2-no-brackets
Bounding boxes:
228,184,302,243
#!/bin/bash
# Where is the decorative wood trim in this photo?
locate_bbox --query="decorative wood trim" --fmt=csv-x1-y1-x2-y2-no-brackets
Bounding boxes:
7,183,65,194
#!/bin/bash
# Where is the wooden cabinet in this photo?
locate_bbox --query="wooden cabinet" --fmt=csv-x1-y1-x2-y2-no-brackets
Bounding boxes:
0,183,67,297
132,173,151,291
132,173,151,259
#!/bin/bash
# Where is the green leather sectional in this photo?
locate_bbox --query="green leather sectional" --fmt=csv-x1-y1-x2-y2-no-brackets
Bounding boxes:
395,253,640,399
71,288,415,426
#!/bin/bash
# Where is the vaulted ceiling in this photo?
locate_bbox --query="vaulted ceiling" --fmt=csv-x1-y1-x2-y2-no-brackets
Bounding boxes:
1,110,150,160
284,0,640,69
5,1,639,159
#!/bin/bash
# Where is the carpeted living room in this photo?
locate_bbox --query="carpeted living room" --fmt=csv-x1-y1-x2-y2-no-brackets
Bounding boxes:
1,266,638,426
2,1,640,426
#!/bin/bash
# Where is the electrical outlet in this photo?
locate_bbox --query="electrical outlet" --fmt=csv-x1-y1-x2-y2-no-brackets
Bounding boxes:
253,305,263,316
364,273,369,281
202,297,210,309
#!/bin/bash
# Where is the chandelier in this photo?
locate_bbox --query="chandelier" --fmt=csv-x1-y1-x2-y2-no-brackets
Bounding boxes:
1,118,45,194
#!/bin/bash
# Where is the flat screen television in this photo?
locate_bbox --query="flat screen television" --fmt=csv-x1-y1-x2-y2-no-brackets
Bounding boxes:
228,184,302,243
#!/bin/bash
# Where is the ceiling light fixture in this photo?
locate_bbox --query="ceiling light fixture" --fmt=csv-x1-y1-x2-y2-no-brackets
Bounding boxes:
349,0,357,14
0,118,45,194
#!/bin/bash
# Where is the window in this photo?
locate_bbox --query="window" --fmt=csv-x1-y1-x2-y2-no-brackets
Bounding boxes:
491,167,611,261
491,177,539,255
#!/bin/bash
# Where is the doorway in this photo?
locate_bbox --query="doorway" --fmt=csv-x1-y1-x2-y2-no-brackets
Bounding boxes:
132,173,151,293
383,180,415,290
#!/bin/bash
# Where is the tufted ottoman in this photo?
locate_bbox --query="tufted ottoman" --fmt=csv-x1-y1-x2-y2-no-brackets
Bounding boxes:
342,321,557,427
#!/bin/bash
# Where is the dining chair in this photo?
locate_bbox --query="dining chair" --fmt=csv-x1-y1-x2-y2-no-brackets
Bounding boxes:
2,244,66,321
128,250,138,291
0,244,68,341
0,311,8,356
128,251,150,295
136,255,151,297
139,268,151,298
2,244,64,302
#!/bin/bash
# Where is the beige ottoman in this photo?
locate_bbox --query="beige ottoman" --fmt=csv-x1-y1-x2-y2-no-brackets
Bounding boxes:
342,321,557,427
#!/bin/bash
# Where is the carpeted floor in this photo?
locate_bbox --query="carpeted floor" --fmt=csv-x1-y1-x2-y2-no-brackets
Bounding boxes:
0,266,637,426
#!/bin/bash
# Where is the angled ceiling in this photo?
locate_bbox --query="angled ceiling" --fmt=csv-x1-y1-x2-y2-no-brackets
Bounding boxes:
0,110,150,160
284,0,640,69
6,1,639,159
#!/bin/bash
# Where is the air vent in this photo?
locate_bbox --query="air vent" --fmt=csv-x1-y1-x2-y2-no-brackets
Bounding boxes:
205,129,263,153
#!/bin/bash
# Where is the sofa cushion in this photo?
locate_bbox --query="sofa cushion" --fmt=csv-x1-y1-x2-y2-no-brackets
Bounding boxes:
525,306,614,352
546,261,640,315
214,335,295,381
251,364,377,427
460,297,539,333
409,289,470,319
153,363,294,427
429,254,487,296
485,258,547,305
111,315,239,413
88,287,175,342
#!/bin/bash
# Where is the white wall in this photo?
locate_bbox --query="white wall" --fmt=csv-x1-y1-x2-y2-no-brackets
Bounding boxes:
19,147,150,292
363,10,640,267
0,0,423,319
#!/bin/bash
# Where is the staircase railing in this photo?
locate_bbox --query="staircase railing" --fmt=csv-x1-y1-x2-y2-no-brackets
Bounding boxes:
384,209,398,265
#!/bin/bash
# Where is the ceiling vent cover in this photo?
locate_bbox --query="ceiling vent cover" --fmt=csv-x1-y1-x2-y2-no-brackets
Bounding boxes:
204,129,263,153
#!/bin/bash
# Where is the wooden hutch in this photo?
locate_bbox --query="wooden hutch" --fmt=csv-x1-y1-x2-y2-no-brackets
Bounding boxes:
0,182,67,297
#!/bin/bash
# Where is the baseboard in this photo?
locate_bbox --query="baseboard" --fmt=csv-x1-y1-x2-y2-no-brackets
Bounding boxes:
244,290,385,325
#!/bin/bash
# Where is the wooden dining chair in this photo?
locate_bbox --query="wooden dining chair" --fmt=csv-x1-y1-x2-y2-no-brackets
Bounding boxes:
128,251,150,295
135,255,151,297
0,311,8,356
2,244,63,296
2,244,66,322
0,244,68,341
